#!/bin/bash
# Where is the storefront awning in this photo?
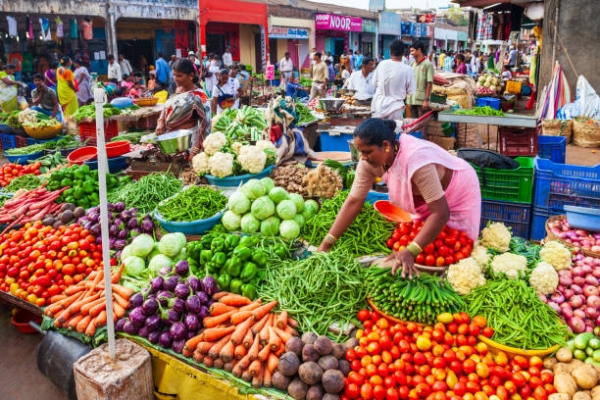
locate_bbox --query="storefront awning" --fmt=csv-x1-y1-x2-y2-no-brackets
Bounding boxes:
200,0,268,27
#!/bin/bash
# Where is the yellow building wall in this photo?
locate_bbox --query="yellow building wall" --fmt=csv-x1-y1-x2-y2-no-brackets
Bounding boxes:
239,25,257,71
275,40,288,62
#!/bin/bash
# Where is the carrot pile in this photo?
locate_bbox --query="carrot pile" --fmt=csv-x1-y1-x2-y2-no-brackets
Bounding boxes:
183,293,299,388
44,265,134,337
0,187,67,234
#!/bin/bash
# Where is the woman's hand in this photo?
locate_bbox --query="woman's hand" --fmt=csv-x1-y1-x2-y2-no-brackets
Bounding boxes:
384,249,419,279
155,123,165,135
316,240,334,253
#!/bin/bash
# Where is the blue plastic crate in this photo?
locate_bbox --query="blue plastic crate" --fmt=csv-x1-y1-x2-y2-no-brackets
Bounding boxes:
365,190,389,204
530,206,562,241
480,200,532,239
538,135,566,164
319,131,354,152
533,157,600,214
476,97,500,110
0,134,17,151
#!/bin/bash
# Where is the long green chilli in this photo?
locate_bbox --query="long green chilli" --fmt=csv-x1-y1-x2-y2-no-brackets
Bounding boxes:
4,174,45,192
256,250,368,340
464,279,569,350
303,191,395,256
107,172,183,214
157,186,227,222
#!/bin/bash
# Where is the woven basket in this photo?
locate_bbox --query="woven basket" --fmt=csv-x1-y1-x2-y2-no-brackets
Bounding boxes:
133,97,159,107
427,135,456,151
572,118,600,148
23,124,62,140
542,119,573,143
545,215,600,258
366,298,424,326
477,334,560,359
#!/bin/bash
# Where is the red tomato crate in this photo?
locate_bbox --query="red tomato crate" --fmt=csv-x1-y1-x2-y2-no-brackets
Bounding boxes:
498,127,538,157
78,120,118,146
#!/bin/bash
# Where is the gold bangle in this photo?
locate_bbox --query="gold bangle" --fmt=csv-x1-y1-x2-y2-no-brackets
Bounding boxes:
324,233,337,244
407,242,422,257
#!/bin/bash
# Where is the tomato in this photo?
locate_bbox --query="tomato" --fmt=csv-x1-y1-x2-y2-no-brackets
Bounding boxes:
360,383,374,400
423,244,435,255
540,371,553,385
345,383,360,399
435,257,445,267
503,381,517,395
532,386,548,400
386,387,399,400
465,382,481,394
387,239,395,248
468,324,481,336
512,356,529,370
482,327,494,338
425,255,435,266
415,383,431,397
454,382,467,396
444,237,457,247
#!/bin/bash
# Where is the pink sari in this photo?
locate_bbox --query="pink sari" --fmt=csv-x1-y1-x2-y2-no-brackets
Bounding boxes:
383,134,481,240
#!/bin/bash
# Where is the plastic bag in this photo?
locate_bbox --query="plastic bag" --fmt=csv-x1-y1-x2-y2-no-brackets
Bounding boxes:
557,75,600,120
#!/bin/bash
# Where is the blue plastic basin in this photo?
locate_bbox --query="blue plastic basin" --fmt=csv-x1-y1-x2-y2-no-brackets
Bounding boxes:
204,165,274,187
154,210,225,235
84,156,129,173
564,206,600,232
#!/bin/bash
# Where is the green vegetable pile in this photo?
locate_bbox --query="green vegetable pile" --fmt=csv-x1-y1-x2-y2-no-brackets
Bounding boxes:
257,251,368,339
303,191,395,255
0,193,11,208
464,279,569,350
365,267,466,325
5,143,45,155
72,104,121,122
157,186,227,222
4,174,45,192
295,101,317,125
107,172,183,214
454,106,504,117
110,132,147,144
46,164,131,208
33,152,67,174
0,110,22,128
43,135,82,151
212,106,268,141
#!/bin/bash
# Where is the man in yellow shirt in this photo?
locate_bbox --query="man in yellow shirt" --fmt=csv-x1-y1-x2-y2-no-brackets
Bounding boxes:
438,50,446,70
310,52,328,99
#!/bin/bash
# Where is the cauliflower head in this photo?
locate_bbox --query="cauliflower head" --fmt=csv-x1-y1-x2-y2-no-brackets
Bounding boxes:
490,252,527,280
447,258,486,295
203,132,227,156
231,142,243,155
238,145,267,174
480,222,512,252
192,152,210,175
256,140,276,151
529,261,559,295
208,151,234,178
471,243,491,269
539,240,572,271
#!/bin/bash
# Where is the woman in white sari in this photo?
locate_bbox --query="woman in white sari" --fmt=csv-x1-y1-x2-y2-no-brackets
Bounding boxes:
73,59,93,106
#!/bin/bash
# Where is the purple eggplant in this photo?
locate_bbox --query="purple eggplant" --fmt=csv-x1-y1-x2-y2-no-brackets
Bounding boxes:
186,331,197,340
109,224,120,237
200,276,219,296
130,293,144,308
113,218,124,229
123,320,139,335
83,221,94,231
185,295,202,314
167,309,181,323
169,322,187,341
174,283,190,299
118,230,129,240
184,314,200,332
187,276,201,293
141,218,154,233
157,291,172,306
137,326,149,338
164,276,179,292
113,202,126,212
206,299,214,308
129,307,147,327
142,298,159,316
174,260,189,277
90,224,101,237
114,239,127,250
96,236,103,245
198,305,210,319
148,331,161,344
127,218,138,230
159,331,172,348
197,291,209,305
172,339,186,354
119,211,132,221
171,298,186,314
115,318,127,332
150,277,164,293
144,314,162,332
88,211,100,222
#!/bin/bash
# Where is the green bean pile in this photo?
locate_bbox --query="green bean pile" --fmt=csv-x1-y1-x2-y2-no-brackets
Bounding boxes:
157,186,227,222
5,143,45,155
464,279,569,350
107,172,183,214
454,106,504,117
303,191,395,255
366,267,466,325
257,251,367,339
295,101,317,125
4,174,45,192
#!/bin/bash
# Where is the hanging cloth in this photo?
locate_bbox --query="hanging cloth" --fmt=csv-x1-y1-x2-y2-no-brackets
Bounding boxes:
55,17,64,38
26,16,34,40
40,18,52,41
6,16,17,37
69,18,78,39
81,19,93,41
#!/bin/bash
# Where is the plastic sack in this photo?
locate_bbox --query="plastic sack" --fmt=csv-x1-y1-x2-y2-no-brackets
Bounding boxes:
557,75,600,120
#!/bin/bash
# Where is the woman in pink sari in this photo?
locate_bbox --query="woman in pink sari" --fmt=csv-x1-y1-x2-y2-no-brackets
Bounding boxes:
318,118,481,277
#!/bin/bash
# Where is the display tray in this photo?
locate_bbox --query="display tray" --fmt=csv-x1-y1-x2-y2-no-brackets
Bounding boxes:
437,110,537,128
0,290,43,317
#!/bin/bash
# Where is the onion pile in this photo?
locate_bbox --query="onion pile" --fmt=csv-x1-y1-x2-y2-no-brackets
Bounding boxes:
541,252,600,333
548,217,600,253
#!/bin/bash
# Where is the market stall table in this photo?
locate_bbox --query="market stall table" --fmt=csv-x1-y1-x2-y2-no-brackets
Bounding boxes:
111,104,164,131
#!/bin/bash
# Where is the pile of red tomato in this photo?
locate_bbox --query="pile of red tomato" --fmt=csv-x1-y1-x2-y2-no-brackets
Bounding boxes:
0,162,41,187
386,222,474,267
0,221,103,306
342,310,555,400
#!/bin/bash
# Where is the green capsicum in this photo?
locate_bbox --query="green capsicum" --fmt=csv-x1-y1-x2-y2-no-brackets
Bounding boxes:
229,279,243,295
188,259,201,276
240,262,258,282
241,283,257,299
238,235,259,249
226,255,242,277
251,250,268,267
233,246,252,261
211,237,225,253
200,234,215,250
216,274,231,291
200,249,213,265
272,243,289,259
186,242,202,263
206,262,220,276
211,252,227,267
224,234,240,251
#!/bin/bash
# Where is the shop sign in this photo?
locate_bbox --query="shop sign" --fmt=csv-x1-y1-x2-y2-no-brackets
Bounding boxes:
362,19,376,33
315,13,362,32
269,26,309,39
379,12,401,36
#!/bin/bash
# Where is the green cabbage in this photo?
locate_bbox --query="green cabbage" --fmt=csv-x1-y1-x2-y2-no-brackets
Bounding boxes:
287,193,304,213
276,199,297,220
260,216,281,236
123,256,146,277
147,243,161,261
293,214,305,229
268,187,289,204
241,179,266,200
302,199,319,219
129,234,155,258
173,232,187,250
158,233,186,258
241,214,260,233
279,219,300,240
120,245,133,263
251,196,275,221
260,177,275,193
228,191,251,215
148,254,173,274
222,210,242,231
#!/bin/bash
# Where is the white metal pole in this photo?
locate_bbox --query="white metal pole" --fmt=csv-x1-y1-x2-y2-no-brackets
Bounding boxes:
94,87,116,360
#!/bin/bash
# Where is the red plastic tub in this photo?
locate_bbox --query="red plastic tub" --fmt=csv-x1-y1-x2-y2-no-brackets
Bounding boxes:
11,309,42,334
67,146,98,165
106,140,131,158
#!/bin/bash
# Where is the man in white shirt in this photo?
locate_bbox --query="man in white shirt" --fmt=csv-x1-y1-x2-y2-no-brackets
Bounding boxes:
279,52,294,87
222,47,233,68
371,40,416,119
344,57,375,102
118,54,133,77
470,50,481,75
107,54,122,83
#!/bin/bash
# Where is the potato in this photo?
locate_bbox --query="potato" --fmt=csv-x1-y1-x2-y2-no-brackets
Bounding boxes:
288,377,308,400
544,357,559,370
549,394,572,400
591,386,600,400
556,348,574,363
278,352,301,377
554,372,579,397
299,361,324,385
573,392,592,400
572,365,599,389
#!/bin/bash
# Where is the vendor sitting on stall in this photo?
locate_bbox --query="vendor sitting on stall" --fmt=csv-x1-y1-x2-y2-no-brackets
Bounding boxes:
344,57,376,103
30,73,62,122
317,118,481,278
284,77,309,100
211,69,241,115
